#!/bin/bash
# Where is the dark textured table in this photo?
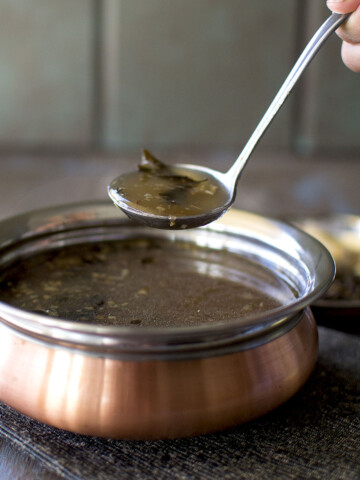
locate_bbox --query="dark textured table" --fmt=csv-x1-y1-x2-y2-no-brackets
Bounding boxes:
0,327,359,480
0,153,359,478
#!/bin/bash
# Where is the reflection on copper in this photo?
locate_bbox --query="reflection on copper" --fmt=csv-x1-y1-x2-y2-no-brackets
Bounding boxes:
0,310,317,440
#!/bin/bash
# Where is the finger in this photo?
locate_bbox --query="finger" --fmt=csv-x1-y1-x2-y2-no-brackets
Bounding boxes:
336,5,360,43
327,0,360,14
341,41,360,71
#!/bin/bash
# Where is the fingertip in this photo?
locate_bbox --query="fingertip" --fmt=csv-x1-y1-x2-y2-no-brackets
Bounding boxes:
341,41,360,72
336,5,360,43
327,0,360,14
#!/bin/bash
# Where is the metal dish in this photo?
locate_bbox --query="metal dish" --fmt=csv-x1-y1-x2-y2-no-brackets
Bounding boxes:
296,214,360,333
0,202,334,439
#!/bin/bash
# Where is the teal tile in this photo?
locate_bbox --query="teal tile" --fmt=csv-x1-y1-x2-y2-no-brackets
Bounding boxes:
0,0,94,146
293,1,360,153
102,0,298,150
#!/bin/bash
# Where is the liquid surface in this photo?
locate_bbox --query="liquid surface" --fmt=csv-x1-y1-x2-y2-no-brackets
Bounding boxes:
109,150,229,227
0,239,295,327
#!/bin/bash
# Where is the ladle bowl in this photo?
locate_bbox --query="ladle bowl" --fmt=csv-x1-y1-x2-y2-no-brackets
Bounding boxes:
108,13,349,229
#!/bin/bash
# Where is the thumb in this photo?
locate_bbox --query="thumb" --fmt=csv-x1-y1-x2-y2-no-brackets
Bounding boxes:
327,0,360,14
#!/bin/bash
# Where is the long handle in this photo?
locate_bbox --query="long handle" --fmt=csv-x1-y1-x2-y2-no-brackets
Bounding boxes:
225,12,350,185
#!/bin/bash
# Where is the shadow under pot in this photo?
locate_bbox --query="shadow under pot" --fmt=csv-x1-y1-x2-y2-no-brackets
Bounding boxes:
0,202,334,439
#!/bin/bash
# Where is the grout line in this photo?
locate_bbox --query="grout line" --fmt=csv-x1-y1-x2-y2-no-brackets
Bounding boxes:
100,0,123,150
291,0,325,156
290,0,308,154
91,0,104,149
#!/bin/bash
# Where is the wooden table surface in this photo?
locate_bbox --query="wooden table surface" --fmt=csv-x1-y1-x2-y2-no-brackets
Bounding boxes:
1,150,359,221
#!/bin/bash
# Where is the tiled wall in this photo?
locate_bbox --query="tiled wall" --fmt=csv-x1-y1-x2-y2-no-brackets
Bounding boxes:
0,0,95,147
0,0,359,153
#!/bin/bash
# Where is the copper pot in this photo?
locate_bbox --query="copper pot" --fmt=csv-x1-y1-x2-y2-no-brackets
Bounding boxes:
0,202,334,439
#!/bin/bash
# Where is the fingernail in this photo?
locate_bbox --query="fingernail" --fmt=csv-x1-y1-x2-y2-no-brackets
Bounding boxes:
327,0,346,3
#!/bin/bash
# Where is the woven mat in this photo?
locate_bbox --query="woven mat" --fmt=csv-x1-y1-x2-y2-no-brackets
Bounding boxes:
0,326,359,480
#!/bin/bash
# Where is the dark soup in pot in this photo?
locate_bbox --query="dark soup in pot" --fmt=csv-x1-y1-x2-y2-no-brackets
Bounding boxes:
0,238,295,327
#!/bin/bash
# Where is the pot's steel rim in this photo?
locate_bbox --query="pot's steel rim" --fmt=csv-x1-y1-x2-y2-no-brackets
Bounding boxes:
0,308,306,360
0,201,335,355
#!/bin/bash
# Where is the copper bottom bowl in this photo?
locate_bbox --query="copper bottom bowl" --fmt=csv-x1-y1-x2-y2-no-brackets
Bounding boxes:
296,214,360,333
0,202,334,439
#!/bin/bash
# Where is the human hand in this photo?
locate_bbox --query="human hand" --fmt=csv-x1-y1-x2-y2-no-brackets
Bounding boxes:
327,0,360,72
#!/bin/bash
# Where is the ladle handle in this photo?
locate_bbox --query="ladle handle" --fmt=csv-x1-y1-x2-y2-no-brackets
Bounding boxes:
226,12,350,185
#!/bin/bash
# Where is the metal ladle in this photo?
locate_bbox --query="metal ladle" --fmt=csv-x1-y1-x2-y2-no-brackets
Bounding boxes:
108,13,349,229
